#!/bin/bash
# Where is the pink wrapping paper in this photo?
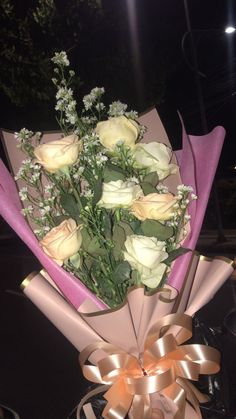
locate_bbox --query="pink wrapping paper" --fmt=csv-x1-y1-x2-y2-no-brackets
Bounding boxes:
168,124,225,289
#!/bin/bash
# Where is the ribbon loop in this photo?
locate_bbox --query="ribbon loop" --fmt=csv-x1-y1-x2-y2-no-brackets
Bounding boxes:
78,313,220,419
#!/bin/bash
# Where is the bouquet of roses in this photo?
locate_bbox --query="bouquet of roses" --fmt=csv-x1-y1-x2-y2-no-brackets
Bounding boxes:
0,52,234,418
13,52,197,308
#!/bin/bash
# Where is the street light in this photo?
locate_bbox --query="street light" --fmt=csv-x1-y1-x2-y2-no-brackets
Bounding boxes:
225,26,236,34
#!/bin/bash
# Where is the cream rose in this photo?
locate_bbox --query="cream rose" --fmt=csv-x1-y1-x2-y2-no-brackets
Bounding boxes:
98,180,143,209
124,235,168,288
95,116,140,150
40,218,82,265
34,134,82,173
133,142,178,180
131,193,177,221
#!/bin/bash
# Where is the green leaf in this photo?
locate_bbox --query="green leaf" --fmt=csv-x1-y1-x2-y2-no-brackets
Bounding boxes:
112,224,126,260
117,220,134,236
69,253,81,269
60,193,80,219
53,215,69,225
164,247,190,266
113,261,131,283
141,219,174,240
143,171,159,187
82,167,93,184
92,178,103,206
130,220,142,233
102,210,112,239
81,228,93,252
87,236,107,257
103,163,126,182
131,269,141,285
140,182,157,195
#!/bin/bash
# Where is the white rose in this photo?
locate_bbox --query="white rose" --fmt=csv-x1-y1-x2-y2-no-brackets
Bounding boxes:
124,235,168,288
133,142,178,180
95,115,140,150
40,219,82,265
98,180,143,209
34,134,82,173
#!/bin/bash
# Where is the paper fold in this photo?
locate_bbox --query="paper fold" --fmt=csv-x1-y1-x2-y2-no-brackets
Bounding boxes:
22,255,234,357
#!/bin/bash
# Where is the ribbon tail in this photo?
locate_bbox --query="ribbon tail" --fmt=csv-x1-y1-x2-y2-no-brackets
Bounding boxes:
76,384,110,419
161,382,186,419
132,394,152,419
103,378,133,419
177,378,202,418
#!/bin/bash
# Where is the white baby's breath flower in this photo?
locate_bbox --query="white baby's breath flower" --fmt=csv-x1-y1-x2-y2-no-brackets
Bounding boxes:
43,226,51,232
84,189,93,198
19,187,28,201
45,184,53,193
83,87,105,110
21,205,33,216
177,185,193,193
95,102,105,112
51,51,70,67
40,206,51,216
31,173,40,182
191,193,198,200
156,184,169,194
108,101,127,117
125,110,139,119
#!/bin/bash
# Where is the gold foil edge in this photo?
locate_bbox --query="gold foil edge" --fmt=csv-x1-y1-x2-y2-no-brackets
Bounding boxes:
214,256,236,268
199,255,212,262
20,271,38,290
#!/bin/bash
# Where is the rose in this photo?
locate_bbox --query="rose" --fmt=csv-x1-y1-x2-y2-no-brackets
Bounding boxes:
95,116,140,150
131,193,177,221
124,235,168,288
133,142,178,180
40,218,82,265
98,180,143,209
34,134,82,173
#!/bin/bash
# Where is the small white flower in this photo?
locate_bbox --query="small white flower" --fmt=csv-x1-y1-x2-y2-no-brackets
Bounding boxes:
21,205,33,216
95,102,105,112
83,87,105,110
84,189,93,198
43,226,51,232
108,101,127,117
45,184,53,193
156,184,169,194
125,110,139,119
19,187,28,201
51,51,70,67
177,185,193,193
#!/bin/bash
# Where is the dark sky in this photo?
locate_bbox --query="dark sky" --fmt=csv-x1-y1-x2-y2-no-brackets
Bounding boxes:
0,0,236,174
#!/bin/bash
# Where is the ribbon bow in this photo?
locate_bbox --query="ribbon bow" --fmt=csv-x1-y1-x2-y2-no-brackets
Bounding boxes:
77,313,220,419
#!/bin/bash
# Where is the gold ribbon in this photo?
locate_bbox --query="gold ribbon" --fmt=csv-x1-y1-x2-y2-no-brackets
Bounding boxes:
77,313,220,419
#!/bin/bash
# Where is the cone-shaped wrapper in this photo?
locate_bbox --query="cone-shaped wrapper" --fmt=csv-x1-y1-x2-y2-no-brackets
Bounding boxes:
21,272,105,363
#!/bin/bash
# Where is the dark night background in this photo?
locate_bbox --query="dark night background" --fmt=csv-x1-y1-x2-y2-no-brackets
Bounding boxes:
0,1,236,418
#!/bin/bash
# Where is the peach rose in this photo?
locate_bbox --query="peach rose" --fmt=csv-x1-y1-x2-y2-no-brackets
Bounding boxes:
40,218,82,265
34,134,82,173
131,193,177,221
